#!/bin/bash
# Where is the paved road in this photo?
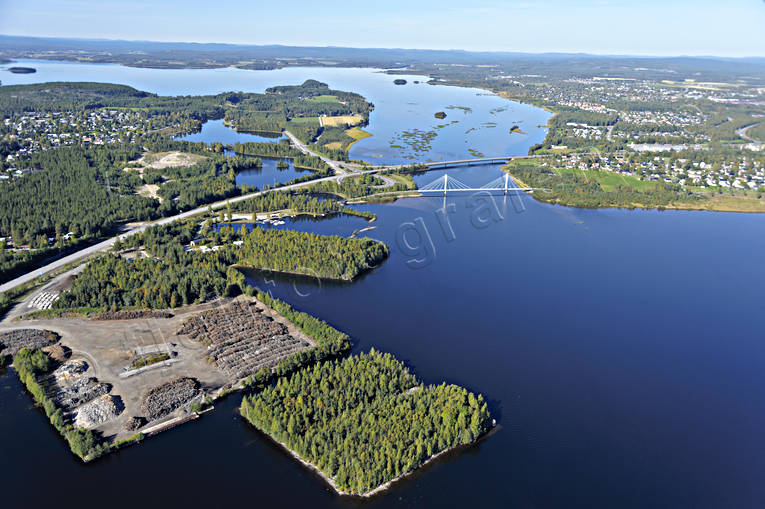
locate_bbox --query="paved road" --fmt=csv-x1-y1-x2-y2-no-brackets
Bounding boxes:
283,130,350,175
0,172,343,293
737,123,762,146
1,140,539,293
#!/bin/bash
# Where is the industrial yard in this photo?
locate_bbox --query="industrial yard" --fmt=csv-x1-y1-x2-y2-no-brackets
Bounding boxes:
0,296,314,451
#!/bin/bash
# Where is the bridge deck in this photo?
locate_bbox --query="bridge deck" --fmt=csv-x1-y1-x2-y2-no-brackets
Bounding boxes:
423,158,510,167
419,188,536,192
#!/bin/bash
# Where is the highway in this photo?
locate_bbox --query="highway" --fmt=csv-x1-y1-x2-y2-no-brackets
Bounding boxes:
737,123,762,146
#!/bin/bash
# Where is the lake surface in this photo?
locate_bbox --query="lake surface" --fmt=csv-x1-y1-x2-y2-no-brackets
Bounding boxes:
1,58,550,165
173,119,311,189
2,60,765,509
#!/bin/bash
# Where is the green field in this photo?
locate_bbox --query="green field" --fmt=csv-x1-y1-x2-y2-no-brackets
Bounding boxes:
287,116,321,126
554,168,659,191
307,95,341,103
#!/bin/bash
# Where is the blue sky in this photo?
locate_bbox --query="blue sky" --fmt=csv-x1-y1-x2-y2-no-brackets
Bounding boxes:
1,0,764,57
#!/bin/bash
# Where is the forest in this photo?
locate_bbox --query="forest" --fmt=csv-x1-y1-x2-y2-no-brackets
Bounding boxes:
0,145,157,244
53,250,241,310
225,80,372,154
143,154,258,213
0,79,376,279
231,139,330,172
240,349,492,495
234,225,388,280
54,218,388,310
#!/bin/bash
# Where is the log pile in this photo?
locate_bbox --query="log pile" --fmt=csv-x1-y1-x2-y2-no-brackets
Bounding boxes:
124,416,147,432
0,329,58,357
42,344,68,362
140,377,200,421
177,301,311,381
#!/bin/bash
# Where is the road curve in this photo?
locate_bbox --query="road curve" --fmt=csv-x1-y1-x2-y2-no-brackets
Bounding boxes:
737,123,762,146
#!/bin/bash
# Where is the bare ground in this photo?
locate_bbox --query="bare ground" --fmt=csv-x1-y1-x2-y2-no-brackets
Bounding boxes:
0,296,313,443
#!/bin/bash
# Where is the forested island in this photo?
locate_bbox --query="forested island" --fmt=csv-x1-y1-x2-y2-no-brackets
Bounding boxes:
234,227,388,281
241,349,492,495
7,66,36,73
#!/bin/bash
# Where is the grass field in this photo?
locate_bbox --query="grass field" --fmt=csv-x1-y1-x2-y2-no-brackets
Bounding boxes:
287,116,321,126
307,95,341,103
554,167,659,191
322,115,364,127
346,126,371,141
681,192,765,213
344,127,372,151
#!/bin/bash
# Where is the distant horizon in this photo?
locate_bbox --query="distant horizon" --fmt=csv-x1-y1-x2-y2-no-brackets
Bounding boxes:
1,33,764,62
1,0,763,58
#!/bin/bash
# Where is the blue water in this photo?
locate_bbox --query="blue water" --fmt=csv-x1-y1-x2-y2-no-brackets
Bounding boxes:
1,61,765,508
243,186,765,509
175,118,284,145
1,59,550,165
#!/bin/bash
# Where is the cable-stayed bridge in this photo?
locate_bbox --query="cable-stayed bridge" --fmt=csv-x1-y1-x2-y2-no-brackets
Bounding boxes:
418,173,538,195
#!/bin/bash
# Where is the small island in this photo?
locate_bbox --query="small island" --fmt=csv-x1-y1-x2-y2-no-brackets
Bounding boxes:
509,125,526,134
241,349,492,496
434,111,447,119
8,66,37,74
393,79,407,85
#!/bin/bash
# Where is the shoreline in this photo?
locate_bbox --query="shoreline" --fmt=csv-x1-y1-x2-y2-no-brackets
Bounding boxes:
247,416,497,498
503,169,765,214
2,294,320,462
232,258,385,282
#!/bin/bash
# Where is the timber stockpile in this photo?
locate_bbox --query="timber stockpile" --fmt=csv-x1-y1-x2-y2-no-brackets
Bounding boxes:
0,329,59,357
177,300,312,381
140,376,201,421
